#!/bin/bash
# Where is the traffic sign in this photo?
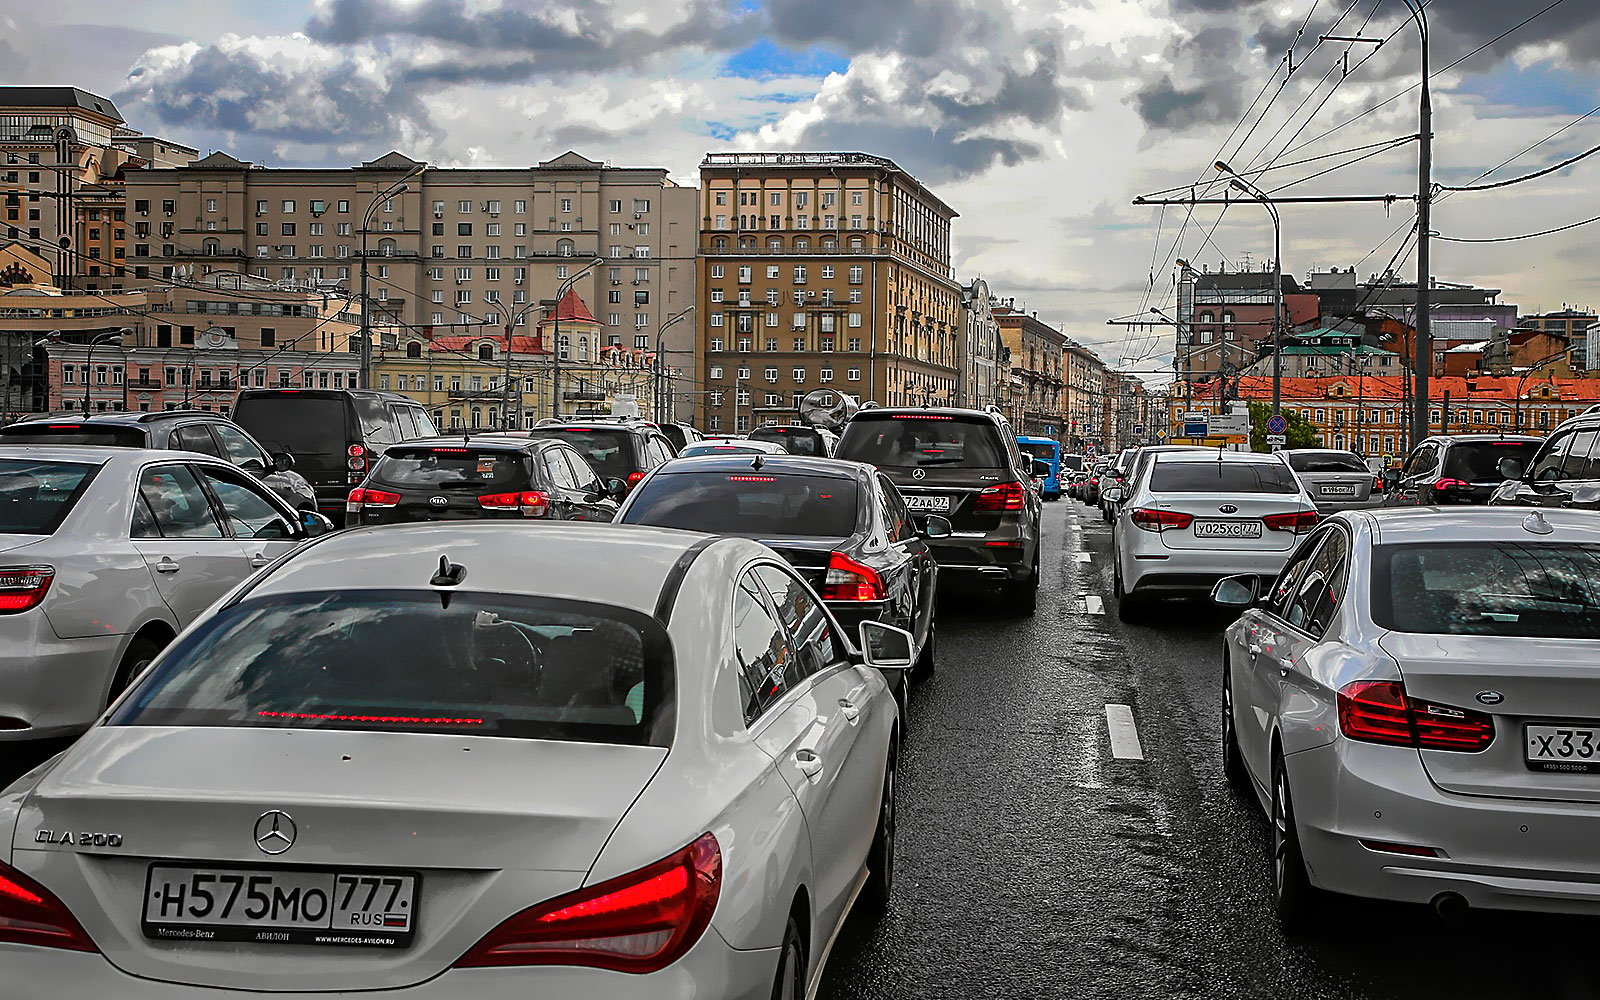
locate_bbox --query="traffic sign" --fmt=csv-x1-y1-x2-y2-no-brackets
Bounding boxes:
1267,433,1287,446
1266,413,1288,435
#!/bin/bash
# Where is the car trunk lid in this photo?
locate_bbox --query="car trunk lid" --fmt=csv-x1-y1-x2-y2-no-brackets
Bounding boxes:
1380,632,1600,803
1299,471,1374,503
1151,491,1306,552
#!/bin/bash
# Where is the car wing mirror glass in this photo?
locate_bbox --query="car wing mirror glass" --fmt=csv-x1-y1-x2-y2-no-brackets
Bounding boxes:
1211,575,1259,609
1101,485,1124,503
604,477,628,498
858,621,914,670
299,510,335,538
921,514,953,539
271,451,296,473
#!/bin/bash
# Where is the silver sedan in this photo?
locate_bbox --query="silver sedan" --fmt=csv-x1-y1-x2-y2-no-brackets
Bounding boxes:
0,523,907,997
1214,507,1600,929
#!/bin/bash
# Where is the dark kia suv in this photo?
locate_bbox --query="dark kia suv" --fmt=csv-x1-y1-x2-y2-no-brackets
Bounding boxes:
836,405,1045,614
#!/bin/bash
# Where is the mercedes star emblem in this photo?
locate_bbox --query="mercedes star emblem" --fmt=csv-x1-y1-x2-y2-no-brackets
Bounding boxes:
429,496,449,508
254,810,297,855
912,468,927,480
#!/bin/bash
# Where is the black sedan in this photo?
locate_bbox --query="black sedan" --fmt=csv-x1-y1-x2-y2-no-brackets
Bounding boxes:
345,435,624,527
615,454,944,682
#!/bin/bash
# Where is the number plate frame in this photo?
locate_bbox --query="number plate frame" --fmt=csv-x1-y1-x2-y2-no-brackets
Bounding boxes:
1320,485,1359,497
141,863,421,948
1192,519,1263,539
1524,725,1600,774
903,495,952,512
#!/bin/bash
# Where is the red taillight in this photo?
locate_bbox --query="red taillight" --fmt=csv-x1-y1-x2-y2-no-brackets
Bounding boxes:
1130,508,1193,532
727,476,777,483
345,488,401,514
1435,478,1470,491
821,551,886,602
625,471,647,490
478,491,549,516
973,481,1025,512
1263,510,1320,534
348,444,367,471
1359,839,1442,858
347,444,366,458
1337,680,1494,752
0,860,97,953
0,566,53,614
1373,476,1385,492
455,833,721,973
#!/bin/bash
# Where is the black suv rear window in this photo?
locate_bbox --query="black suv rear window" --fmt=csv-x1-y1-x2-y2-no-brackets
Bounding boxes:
839,416,1005,468
112,591,674,745
749,426,826,456
526,429,632,478
1374,543,1600,639
1443,441,1541,482
1286,452,1369,473
373,448,532,492
232,395,347,457
623,473,859,537
0,459,99,534
1150,462,1299,493
0,424,143,447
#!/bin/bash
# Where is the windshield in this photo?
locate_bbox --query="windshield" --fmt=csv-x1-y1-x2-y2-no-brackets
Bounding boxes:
680,442,771,457
1374,543,1600,639
232,396,348,460
111,590,674,745
1059,455,1084,473
1443,441,1541,482
1018,442,1058,463
1150,462,1300,493
373,448,532,491
0,459,98,534
749,426,825,456
0,425,143,447
1286,452,1369,473
623,473,860,537
525,429,632,478
838,416,1005,468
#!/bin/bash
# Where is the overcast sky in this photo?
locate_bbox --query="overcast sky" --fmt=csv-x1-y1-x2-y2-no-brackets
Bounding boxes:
4,0,1597,381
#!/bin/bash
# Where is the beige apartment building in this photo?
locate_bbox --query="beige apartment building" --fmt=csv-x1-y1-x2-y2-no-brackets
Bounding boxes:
993,300,1066,437
121,150,699,418
695,152,963,433
0,86,196,290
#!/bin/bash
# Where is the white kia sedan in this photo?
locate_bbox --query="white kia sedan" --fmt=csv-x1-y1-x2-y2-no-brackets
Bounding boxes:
0,523,906,997
1111,451,1319,621
1215,507,1600,929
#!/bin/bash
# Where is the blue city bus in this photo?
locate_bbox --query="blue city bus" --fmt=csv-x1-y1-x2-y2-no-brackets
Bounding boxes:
1016,435,1064,501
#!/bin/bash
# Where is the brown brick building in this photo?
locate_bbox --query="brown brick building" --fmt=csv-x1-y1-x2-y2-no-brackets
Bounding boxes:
695,153,962,433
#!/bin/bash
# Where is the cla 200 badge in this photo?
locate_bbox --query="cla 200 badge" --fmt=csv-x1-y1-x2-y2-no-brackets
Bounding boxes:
36,830,123,847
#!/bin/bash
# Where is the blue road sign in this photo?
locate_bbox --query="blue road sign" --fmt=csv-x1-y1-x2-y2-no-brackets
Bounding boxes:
1266,413,1288,435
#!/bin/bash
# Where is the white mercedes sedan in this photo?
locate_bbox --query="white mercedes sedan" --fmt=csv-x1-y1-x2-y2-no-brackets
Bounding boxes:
0,523,908,997
1214,507,1600,929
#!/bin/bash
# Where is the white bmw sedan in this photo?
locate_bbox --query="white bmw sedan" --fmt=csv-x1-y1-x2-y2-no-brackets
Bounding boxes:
1215,507,1600,929
0,523,907,997
1111,450,1319,622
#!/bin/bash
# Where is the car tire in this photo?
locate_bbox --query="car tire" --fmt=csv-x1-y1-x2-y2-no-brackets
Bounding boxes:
1271,752,1323,933
107,633,166,706
1005,551,1040,615
770,914,806,1000
1221,663,1251,797
860,739,898,915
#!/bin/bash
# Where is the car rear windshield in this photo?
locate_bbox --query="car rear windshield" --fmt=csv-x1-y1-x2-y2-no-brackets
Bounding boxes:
0,424,144,447
1286,452,1369,473
749,427,826,456
1150,461,1300,493
373,448,532,492
111,590,674,745
1443,441,1541,482
0,459,98,534
526,429,632,478
623,473,859,537
232,395,348,457
838,416,1005,468
1373,543,1600,639
681,442,769,457
1059,455,1085,473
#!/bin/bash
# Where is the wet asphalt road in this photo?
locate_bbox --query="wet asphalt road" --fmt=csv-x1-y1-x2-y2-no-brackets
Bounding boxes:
822,498,1600,1000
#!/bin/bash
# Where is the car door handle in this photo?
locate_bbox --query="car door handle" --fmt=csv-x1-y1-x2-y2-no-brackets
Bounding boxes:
154,557,181,574
794,748,825,780
837,699,861,723
249,553,270,569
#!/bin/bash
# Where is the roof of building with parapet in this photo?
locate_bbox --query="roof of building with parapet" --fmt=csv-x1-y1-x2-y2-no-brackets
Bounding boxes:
699,151,959,219
0,86,123,122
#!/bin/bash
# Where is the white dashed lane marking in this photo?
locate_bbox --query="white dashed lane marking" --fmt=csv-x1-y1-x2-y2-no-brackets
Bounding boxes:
1081,595,1104,615
1076,552,1092,563
1105,704,1145,761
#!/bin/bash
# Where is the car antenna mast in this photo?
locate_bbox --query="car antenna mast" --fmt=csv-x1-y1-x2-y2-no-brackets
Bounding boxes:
751,454,765,471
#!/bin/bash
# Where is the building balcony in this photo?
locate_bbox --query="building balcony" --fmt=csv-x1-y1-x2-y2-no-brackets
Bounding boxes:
173,248,245,258
125,379,163,389
446,388,497,399
563,389,606,402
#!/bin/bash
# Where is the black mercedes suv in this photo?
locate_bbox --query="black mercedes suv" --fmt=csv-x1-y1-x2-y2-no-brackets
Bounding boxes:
836,405,1046,614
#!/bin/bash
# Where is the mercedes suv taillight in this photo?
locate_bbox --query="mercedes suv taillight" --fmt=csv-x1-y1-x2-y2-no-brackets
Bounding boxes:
455,834,721,973
973,481,1025,512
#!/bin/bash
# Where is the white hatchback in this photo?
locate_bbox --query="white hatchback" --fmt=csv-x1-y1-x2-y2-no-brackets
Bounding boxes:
1111,451,1319,621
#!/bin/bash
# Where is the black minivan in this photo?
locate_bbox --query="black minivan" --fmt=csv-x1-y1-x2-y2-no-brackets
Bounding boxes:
233,388,437,517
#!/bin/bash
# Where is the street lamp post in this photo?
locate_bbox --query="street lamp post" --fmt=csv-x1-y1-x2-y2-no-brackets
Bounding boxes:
358,166,424,389
79,328,131,413
653,306,695,423
1398,0,1434,455
1214,162,1283,420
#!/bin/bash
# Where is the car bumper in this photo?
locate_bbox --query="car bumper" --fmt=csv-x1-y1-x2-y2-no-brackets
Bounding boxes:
927,538,1031,582
0,617,122,742
0,932,780,998
1120,544,1295,596
1290,739,1600,914
1310,497,1382,514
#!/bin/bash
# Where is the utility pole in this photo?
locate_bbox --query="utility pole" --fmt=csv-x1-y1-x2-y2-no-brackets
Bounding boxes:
1214,162,1282,420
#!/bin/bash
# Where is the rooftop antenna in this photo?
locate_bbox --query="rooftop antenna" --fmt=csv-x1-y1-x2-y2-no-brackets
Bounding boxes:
430,554,467,606
751,453,765,471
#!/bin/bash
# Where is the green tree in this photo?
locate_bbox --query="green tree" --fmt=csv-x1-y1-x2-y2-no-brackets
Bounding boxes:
1248,401,1318,453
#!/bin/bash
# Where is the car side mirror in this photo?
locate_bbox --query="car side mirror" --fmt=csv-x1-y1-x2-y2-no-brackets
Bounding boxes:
921,514,953,539
605,477,629,498
1101,485,1124,504
271,451,296,473
1030,459,1051,479
299,510,334,538
1211,575,1260,609
858,621,915,670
